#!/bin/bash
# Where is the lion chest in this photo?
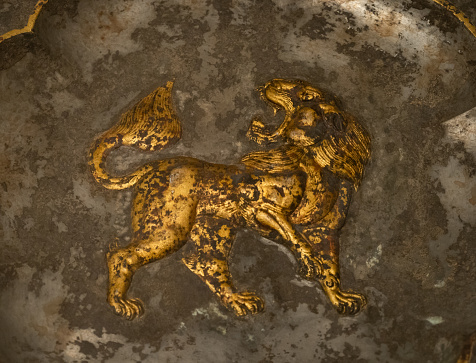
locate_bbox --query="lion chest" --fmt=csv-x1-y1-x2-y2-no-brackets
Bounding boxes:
238,172,306,215
290,168,340,225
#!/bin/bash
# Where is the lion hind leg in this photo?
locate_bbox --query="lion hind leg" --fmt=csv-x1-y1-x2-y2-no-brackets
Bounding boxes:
183,216,264,316
108,233,190,317
105,183,199,320
107,229,189,320
106,246,144,320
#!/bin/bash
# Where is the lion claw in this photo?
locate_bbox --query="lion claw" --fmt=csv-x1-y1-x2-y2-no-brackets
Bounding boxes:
331,290,366,315
109,296,144,320
225,291,265,316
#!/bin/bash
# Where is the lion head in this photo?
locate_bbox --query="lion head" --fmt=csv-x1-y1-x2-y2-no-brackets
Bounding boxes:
241,79,371,188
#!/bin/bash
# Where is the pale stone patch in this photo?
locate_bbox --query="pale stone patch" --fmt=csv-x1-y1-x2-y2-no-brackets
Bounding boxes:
443,108,476,158
366,244,383,269
426,316,444,325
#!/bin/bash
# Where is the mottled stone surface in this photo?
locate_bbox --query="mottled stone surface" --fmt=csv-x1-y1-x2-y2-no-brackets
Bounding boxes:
1,0,475,362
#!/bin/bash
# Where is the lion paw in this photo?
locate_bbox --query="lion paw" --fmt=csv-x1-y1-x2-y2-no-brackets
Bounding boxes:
329,290,366,315
108,296,144,320
247,118,271,145
224,291,265,316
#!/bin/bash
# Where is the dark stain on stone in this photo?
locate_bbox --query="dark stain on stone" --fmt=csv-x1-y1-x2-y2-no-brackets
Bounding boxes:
77,340,98,359
301,14,336,40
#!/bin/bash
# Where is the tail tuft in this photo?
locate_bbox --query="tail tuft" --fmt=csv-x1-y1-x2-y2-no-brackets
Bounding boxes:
89,81,181,190
111,81,182,151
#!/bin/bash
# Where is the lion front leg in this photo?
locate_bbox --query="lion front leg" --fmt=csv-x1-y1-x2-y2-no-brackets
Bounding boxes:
319,262,367,315
183,216,264,316
303,226,366,315
255,210,324,280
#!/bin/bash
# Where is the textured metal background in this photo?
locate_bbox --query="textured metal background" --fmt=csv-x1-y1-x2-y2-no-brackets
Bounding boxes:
1,0,475,361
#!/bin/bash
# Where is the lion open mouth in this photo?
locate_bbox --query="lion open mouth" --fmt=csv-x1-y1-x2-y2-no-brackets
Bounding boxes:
253,80,298,141
256,85,283,118
253,83,292,135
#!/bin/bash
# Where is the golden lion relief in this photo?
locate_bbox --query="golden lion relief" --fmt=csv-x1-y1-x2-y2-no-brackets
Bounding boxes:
89,79,371,320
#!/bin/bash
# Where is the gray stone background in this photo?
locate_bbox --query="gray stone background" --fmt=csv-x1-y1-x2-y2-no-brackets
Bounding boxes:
1,0,475,362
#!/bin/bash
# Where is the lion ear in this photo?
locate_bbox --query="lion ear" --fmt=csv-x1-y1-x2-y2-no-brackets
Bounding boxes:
320,109,347,132
327,112,347,132
318,103,346,132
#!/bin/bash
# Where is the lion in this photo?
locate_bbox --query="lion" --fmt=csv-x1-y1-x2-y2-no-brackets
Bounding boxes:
89,78,371,320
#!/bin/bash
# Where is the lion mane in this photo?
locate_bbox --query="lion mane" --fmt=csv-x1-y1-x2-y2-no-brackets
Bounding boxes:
241,82,371,190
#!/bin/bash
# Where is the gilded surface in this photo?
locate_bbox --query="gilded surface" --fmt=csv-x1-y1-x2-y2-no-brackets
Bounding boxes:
0,0,49,44
89,79,371,320
432,0,476,38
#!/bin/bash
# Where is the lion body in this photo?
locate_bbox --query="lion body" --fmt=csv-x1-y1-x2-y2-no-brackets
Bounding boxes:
129,156,341,241
90,79,370,319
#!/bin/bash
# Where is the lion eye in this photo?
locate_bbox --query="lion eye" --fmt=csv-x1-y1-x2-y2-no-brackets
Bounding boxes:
300,92,315,101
